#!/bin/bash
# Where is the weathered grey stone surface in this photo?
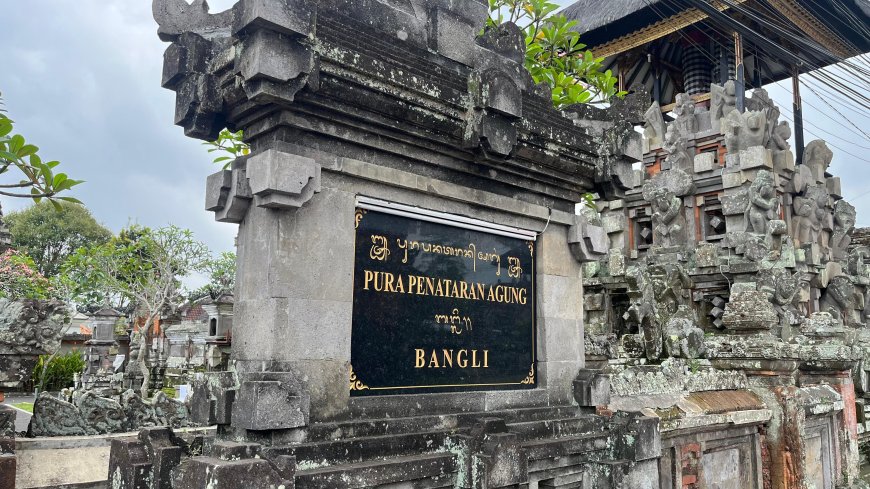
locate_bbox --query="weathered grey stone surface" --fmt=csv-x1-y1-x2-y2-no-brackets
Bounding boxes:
0,299,68,390
30,393,94,437
120,1,870,487
77,391,127,434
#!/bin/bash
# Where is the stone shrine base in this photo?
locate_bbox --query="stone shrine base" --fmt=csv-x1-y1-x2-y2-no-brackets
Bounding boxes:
110,403,660,489
14,427,213,489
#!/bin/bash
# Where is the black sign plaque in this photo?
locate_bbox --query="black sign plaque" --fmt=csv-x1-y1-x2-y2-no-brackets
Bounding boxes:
350,206,536,396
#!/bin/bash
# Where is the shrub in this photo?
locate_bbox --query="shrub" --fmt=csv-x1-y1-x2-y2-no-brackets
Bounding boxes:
32,351,85,392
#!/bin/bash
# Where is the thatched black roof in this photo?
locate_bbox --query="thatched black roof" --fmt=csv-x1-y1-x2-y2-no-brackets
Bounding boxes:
561,0,870,105
560,0,661,36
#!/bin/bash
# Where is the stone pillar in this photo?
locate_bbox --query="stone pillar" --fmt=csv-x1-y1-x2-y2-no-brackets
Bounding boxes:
537,226,587,404
232,180,354,422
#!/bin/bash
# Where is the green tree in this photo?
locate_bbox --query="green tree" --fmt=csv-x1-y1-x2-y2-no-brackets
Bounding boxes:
488,0,625,107
188,251,236,301
5,201,112,277
65,225,210,396
0,92,83,202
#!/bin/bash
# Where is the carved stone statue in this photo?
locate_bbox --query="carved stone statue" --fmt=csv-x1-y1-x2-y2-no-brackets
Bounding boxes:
663,125,692,171
804,140,833,183
793,274,812,317
710,81,737,128
625,264,694,360
748,88,780,147
744,170,778,234
832,200,856,261
793,185,827,246
758,269,802,331
643,102,666,144
819,275,858,326
723,110,767,153
769,121,791,152
673,93,697,136
649,186,685,247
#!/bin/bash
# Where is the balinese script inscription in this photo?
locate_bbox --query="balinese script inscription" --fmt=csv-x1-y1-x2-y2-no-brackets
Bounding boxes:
350,207,536,395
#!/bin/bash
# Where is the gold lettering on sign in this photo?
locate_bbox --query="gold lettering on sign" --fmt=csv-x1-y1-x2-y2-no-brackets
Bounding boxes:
435,308,473,335
395,239,507,276
354,209,367,229
363,271,527,304
369,235,390,261
508,256,523,279
413,349,490,368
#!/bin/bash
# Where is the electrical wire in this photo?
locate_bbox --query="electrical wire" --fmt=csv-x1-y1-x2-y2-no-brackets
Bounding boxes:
801,79,870,140
639,0,870,154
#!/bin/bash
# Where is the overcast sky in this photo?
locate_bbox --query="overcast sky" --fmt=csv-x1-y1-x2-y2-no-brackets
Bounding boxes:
1,0,868,262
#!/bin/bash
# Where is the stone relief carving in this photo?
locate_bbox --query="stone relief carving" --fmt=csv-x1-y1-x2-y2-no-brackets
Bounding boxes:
663,125,692,172
645,185,686,247
673,93,697,136
745,170,779,234
793,185,828,246
723,110,767,153
819,275,859,326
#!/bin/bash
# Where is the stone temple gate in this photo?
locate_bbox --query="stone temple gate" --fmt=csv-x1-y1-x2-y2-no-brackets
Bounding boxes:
106,1,869,488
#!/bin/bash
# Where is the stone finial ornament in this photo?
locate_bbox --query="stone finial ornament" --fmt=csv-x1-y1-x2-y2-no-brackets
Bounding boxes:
643,102,666,143
747,88,780,147
744,170,779,234
152,0,235,41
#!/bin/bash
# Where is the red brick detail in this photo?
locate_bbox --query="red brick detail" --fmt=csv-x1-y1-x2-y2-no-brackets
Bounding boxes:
595,406,613,417
760,432,772,489
680,443,702,489
833,377,859,442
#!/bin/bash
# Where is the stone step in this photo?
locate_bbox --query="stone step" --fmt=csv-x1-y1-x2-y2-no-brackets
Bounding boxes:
296,452,457,489
284,429,456,467
507,415,607,441
305,405,583,442
523,432,612,461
